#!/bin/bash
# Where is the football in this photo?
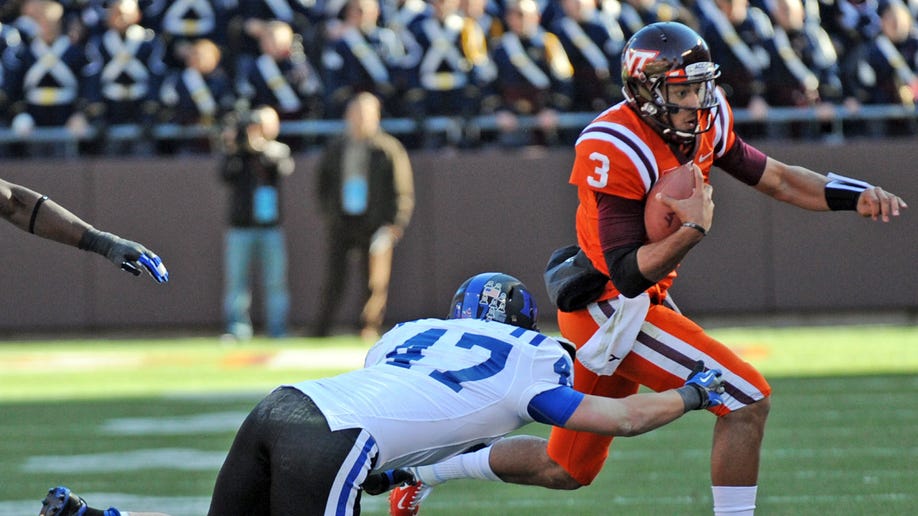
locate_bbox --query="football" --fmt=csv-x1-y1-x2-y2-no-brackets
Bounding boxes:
644,162,697,242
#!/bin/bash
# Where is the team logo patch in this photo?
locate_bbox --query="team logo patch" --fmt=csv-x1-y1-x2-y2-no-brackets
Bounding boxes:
624,48,659,77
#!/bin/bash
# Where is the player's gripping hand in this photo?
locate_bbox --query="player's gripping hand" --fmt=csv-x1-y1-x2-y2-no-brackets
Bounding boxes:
363,469,415,496
678,360,725,411
78,228,169,283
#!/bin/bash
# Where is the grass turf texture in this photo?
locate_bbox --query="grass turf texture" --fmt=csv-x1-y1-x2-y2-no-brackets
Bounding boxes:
1,325,916,515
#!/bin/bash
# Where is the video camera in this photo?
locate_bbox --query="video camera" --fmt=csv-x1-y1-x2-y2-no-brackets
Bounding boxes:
225,101,263,150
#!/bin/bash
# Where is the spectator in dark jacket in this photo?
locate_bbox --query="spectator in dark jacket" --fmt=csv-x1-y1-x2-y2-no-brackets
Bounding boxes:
313,93,415,341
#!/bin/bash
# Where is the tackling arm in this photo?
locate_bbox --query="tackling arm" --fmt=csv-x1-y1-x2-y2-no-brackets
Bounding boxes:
564,389,686,437
362,365,725,492
1,179,88,245
0,178,169,283
564,362,724,436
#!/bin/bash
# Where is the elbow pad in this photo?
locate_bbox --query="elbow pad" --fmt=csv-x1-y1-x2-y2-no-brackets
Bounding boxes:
605,245,654,298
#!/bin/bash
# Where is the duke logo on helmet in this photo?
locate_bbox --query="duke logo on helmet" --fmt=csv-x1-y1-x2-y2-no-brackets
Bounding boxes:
448,272,538,331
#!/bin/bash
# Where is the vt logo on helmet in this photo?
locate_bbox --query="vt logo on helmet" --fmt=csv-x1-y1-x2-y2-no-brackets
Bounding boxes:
621,22,721,144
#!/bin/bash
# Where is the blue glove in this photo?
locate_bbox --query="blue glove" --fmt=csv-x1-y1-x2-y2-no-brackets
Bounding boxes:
135,253,169,283
683,360,725,410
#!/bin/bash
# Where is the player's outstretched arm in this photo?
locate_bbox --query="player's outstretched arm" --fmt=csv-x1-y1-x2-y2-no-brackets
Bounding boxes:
755,158,908,221
365,364,727,494
0,178,168,282
564,361,724,437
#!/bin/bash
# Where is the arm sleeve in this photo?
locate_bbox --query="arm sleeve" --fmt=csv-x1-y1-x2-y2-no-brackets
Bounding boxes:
527,386,585,426
596,192,655,297
605,245,655,298
714,136,767,186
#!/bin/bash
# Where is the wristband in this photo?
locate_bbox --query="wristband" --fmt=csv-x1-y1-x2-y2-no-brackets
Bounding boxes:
681,222,707,236
825,172,871,211
28,195,49,234
78,227,114,257
676,384,705,412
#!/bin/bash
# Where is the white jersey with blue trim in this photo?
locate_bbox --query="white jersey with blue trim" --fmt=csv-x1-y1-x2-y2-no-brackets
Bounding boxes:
289,318,576,472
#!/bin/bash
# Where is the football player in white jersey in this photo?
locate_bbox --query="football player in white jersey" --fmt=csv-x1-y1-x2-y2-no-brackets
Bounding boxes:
40,272,721,516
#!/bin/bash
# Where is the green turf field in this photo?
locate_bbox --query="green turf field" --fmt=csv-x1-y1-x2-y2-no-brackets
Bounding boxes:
1,325,916,515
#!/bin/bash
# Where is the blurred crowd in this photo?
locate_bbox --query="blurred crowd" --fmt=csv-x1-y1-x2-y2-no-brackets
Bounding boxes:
0,0,917,155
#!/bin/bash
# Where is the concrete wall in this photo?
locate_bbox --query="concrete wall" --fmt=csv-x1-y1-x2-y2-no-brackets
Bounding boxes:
1,139,915,334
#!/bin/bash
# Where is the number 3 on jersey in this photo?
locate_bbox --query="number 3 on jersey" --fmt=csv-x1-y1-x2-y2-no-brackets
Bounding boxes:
384,328,511,392
587,152,610,188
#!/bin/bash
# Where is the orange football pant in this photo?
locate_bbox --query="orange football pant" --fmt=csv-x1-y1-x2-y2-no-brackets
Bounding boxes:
547,301,772,486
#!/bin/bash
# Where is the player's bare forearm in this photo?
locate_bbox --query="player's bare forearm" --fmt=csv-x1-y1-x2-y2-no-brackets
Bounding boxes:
0,179,90,244
565,390,686,437
636,226,704,282
755,158,908,220
1,178,169,282
637,165,711,282
755,159,829,210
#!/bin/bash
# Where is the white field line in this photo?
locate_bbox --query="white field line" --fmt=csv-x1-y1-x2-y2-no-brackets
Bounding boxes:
3,346,368,373
101,411,248,435
22,448,227,473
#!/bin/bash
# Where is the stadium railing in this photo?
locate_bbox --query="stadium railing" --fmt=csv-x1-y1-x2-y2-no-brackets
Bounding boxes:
0,104,915,156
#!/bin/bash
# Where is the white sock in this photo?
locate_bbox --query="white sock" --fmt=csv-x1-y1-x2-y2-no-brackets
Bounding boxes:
412,446,501,486
712,485,758,515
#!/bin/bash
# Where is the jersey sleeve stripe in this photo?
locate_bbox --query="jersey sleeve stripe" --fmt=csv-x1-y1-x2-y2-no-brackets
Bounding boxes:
510,327,549,347
577,122,658,192
528,333,547,346
713,89,730,158
511,327,528,338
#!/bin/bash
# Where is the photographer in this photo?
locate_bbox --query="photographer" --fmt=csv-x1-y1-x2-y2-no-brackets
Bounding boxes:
219,104,293,340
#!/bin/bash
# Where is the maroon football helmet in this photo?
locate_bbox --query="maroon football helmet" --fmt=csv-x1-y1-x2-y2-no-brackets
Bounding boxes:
621,22,721,143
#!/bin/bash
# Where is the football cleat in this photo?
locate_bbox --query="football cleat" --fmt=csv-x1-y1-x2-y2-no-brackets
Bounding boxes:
388,480,432,516
39,486,87,516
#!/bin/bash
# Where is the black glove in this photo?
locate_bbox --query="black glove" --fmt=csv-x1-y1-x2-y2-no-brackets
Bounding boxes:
78,228,169,283
362,469,415,496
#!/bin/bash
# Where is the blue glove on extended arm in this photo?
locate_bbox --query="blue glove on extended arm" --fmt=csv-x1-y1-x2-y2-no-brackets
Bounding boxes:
677,360,725,411
78,228,169,283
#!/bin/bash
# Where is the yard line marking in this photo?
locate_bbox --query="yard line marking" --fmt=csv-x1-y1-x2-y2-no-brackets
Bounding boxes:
101,411,248,435
267,348,366,370
22,448,227,473
6,352,143,371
